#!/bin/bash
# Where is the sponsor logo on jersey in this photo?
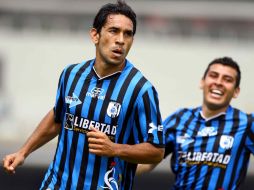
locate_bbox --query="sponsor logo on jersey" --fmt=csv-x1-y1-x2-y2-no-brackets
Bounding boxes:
177,134,194,147
64,113,117,140
86,87,105,100
65,113,74,130
219,135,234,150
107,101,121,118
65,93,82,108
178,151,231,169
198,127,218,137
148,123,163,134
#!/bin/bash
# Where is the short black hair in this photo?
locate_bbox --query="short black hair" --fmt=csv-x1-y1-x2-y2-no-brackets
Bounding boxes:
203,57,241,88
93,0,137,35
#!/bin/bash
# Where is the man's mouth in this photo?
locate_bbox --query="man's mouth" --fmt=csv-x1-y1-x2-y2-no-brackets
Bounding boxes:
210,89,223,97
112,48,123,56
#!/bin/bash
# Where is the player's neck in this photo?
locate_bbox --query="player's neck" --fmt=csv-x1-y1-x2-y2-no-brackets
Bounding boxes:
93,60,125,78
201,105,227,119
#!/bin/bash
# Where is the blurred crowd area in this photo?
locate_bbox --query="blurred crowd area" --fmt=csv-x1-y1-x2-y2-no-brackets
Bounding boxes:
0,0,254,41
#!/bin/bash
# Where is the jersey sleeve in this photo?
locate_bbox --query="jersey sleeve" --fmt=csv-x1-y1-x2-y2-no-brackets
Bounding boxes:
134,86,164,147
246,113,254,154
163,109,183,157
53,66,69,123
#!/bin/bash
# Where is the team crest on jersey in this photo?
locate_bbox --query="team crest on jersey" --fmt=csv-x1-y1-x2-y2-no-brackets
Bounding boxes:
107,101,121,118
219,135,234,150
65,93,82,108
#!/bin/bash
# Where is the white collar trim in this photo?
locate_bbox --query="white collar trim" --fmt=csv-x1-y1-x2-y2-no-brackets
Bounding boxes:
200,111,226,121
93,66,122,80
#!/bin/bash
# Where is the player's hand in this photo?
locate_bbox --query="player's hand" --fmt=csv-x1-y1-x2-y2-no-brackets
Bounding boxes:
87,127,116,157
2,152,25,174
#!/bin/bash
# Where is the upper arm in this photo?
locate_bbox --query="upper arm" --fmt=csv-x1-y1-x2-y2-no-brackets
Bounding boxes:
163,111,180,157
135,86,164,147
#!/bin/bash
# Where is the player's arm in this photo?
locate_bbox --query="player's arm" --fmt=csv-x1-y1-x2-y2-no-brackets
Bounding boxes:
112,142,164,164
2,109,60,174
87,127,164,164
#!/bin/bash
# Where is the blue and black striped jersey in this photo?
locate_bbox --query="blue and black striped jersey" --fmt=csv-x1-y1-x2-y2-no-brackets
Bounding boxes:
40,59,164,190
164,106,254,190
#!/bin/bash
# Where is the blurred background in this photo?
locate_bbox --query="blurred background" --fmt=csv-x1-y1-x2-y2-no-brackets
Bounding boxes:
0,0,254,189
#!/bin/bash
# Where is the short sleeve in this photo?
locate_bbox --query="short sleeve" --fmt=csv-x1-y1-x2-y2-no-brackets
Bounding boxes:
53,67,69,123
163,109,183,157
134,86,164,147
246,113,254,154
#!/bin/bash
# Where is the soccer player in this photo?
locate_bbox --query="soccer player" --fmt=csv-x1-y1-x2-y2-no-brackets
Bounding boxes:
137,57,254,190
2,1,164,189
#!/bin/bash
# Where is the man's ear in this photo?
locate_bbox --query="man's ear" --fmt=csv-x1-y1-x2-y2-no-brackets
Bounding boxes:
90,28,99,44
199,78,204,90
233,87,240,99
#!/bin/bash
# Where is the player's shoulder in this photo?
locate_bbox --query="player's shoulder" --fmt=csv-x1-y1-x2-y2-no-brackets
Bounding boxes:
126,60,157,92
163,107,200,124
62,60,93,75
172,107,199,117
229,106,251,119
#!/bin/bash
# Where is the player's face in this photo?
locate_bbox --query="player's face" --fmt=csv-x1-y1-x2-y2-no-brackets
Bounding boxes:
200,63,240,112
91,14,134,68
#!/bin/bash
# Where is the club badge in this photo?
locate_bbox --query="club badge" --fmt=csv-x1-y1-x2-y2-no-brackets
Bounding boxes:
107,101,121,118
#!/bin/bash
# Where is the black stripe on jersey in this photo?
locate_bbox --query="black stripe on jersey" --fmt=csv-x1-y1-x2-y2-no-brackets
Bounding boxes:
249,131,254,142
100,68,140,190
152,86,163,144
191,118,213,189
248,115,254,142
215,109,240,189
99,74,120,122
200,114,227,190
81,81,104,190
55,64,77,123
67,69,97,189
54,61,92,189
123,163,136,190
182,110,202,188
54,131,68,190
152,86,161,125
134,106,143,143
91,74,121,190
228,113,252,189
177,108,199,188
66,63,93,190
118,75,147,143
41,127,66,190
114,67,139,142
76,139,89,190
143,91,153,142
164,113,181,137
112,67,139,128
164,109,185,158
41,64,78,189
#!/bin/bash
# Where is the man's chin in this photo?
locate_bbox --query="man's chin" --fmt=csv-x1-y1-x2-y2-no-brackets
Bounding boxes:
206,102,227,111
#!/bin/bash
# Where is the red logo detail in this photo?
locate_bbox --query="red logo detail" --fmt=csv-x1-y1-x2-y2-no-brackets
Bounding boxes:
110,161,116,167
